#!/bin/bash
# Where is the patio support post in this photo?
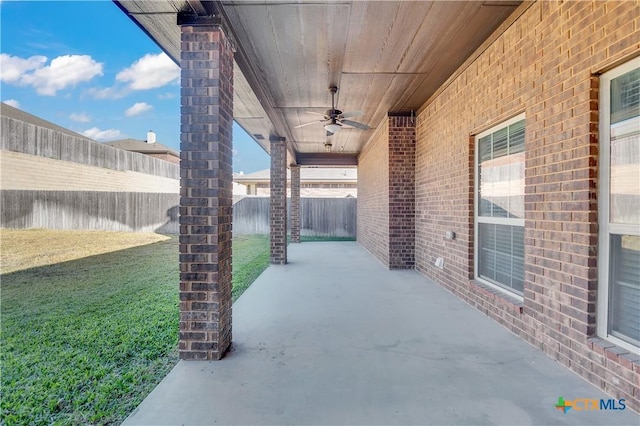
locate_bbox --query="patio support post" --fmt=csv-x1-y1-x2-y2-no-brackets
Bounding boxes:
290,165,301,243
388,115,416,269
270,136,287,264
178,23,234,360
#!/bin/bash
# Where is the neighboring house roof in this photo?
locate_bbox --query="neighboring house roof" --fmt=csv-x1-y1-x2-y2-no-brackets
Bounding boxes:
104,139,179,157
0,102,90,140
234,167,357,184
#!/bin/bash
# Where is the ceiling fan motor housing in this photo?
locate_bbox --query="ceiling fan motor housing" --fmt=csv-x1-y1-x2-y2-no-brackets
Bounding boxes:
294,85,368,131
326,109,342,118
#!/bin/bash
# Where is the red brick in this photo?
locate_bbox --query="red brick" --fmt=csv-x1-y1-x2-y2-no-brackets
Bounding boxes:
408,0,639,410
358,115,416,269
179,24,233,361
270,137,287,264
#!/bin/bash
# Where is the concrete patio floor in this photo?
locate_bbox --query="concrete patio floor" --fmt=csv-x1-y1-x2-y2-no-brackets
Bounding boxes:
123,242,639,425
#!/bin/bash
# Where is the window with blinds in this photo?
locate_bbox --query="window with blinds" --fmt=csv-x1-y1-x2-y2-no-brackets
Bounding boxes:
598,61,640,351
609,235,640,347
476,115,525,296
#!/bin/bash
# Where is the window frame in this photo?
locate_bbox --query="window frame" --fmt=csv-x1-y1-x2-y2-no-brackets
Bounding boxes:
474,113,526,300
597,60,640,353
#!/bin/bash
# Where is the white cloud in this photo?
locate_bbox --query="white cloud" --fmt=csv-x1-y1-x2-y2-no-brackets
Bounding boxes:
20,55,103,95
2,99,20,108
82,127,123,141
84,86,128,100
116,52,179,90
70,112,91,123
0,54,47,82
125,102,153,117
1,54,103,96
85,53,178,99
158,92,177,100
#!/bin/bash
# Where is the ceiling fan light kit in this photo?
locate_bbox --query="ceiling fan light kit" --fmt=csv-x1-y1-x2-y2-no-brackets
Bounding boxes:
324,122,342,133
295,86,369,133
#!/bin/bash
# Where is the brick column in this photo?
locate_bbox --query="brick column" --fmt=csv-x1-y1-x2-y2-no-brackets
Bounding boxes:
388,115,416,269
290,165,301,243
270,137,287,264
178,24,233,360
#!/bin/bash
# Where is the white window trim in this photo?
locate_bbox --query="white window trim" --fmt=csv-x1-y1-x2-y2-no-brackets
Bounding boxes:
597,60,640,354
474,112,526,301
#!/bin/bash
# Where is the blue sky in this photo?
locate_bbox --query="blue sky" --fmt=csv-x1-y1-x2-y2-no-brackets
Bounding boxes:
0,0,270,173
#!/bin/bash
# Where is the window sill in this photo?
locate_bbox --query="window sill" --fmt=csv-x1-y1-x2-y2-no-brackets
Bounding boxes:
589,337,640,370
470,279,524,314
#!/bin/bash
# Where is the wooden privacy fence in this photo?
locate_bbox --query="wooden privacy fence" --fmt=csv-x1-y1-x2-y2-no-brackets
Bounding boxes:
233,197,357,238
1,115,178,179
1,111,180,233
1,191,179,233
2,113,357,236
1,192,356,237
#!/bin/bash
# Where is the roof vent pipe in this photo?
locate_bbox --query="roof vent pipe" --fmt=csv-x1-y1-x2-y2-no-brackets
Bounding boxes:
147,130,156,144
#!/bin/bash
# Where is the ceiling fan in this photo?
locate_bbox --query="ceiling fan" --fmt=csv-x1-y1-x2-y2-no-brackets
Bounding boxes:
295,86,370,134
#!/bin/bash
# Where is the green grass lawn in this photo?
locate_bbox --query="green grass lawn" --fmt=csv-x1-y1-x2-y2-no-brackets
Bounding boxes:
0,233,269,426
299,235,355,242
231,234,270,300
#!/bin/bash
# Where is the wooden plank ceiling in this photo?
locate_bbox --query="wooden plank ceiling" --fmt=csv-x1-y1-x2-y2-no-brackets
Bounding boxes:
115,0,522,166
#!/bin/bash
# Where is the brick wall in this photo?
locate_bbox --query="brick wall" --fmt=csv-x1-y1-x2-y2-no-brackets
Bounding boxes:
178,25,234,360
415,1,639,410
358,119,390,266
388,116,416,269
270,138,287,264
358,115,416,269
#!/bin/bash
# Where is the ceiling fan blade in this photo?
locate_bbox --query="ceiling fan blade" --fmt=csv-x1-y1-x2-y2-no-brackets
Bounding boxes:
341,119,370,130
339,110,363,119
326,130,334,137
294,121,322,129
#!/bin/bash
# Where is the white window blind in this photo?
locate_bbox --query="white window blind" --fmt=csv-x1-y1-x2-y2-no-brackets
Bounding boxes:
599,62,640,350
476,116,525,296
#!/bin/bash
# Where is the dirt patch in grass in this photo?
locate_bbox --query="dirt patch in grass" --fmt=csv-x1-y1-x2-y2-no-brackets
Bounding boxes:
0,229,169,274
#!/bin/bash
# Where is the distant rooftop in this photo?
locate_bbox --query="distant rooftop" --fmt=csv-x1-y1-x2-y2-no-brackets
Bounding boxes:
104,139,179,157
234,167,357,183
